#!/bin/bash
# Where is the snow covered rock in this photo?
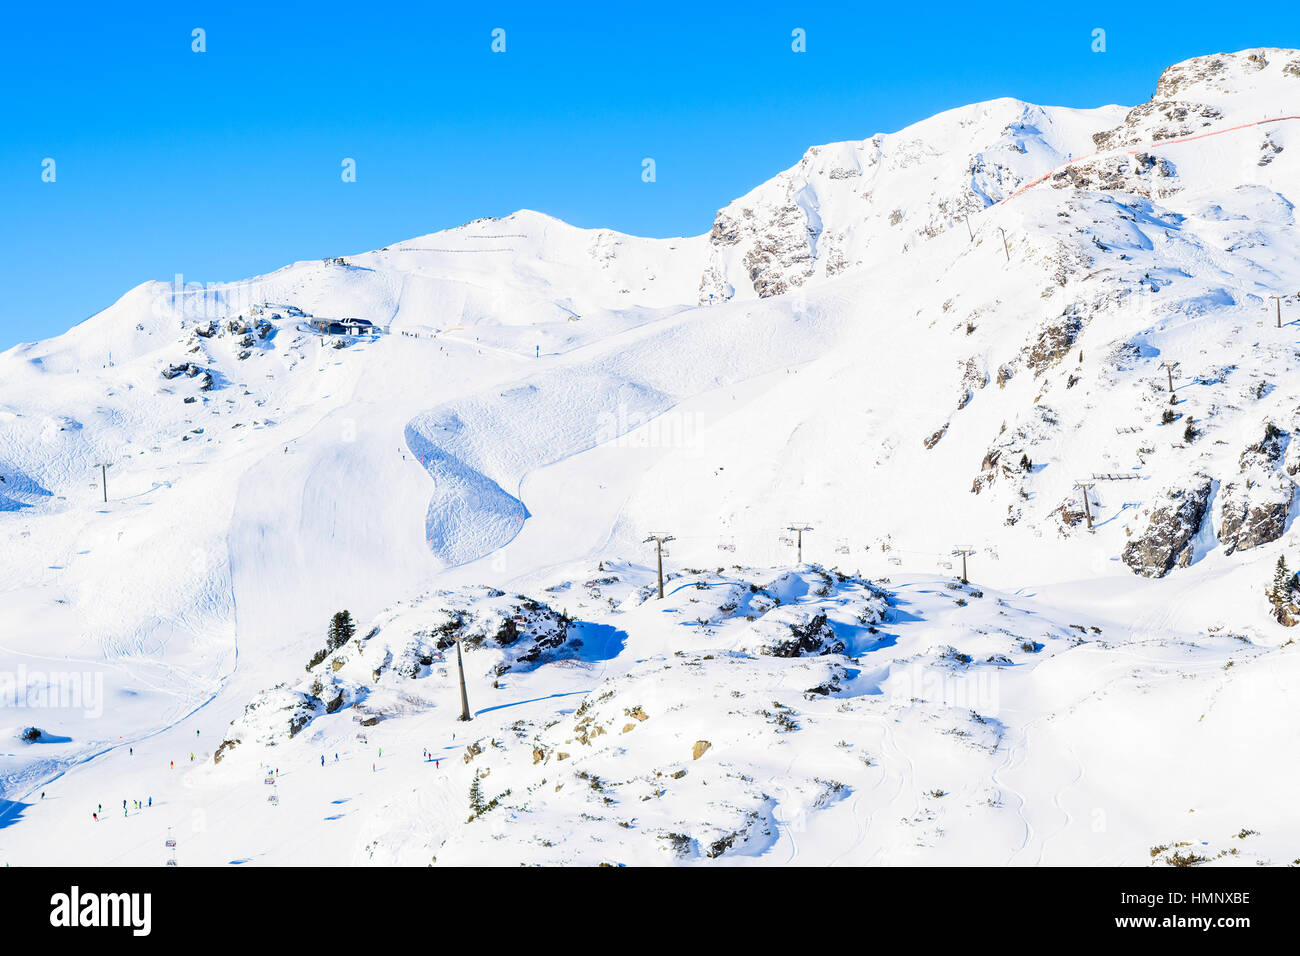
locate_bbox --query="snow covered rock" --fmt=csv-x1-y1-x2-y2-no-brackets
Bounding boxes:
215,686,326,761
1218,424,1294,553
1122,478,1214,577
745,608,844,657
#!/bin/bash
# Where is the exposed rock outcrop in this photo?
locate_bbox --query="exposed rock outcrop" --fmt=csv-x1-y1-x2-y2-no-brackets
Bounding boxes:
758,611,845,658
1023,309,1084,375
1122,478,1213,577
1218,425,1294,553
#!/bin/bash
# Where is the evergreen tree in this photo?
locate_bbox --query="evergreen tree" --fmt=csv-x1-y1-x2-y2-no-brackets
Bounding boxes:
328,610,356,652
1271,556,1294,608
1183,417,1197,443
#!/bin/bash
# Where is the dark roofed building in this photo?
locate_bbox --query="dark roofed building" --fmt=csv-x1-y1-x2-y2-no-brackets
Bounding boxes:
309,317,376,336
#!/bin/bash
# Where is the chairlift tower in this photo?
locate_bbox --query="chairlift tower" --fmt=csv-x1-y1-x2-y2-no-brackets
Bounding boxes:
455,636,472,722
952,548,976,585
94,463,112,503
644,533,675,599
1159,361,1179,395
785,524,813,565
1074,481,1096,531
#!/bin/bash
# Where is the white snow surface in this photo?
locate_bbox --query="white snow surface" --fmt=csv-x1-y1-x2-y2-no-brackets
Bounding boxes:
3,48,1300,865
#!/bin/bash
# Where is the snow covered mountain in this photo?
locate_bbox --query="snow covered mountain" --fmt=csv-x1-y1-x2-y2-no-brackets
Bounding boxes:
3,48,1300,866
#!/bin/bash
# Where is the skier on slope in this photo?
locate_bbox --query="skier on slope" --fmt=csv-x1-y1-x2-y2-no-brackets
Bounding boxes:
321,754,325,767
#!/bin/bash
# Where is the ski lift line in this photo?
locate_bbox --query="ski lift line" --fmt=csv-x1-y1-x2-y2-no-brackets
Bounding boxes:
391,246,516,254
633,530,993,561
998,114,1300,206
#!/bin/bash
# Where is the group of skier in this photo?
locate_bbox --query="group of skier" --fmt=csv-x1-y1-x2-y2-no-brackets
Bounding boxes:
91,796,151,822
88,729,204,821
83,727,451,827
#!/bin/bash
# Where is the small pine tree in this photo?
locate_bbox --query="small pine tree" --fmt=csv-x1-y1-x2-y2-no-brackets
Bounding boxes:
328,610,356,652
1183,417,1197,443
1271,556,1295,608
1019,453,1032,473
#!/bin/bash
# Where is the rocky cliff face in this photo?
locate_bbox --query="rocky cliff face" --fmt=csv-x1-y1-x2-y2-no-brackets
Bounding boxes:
1123,478,1214,578
1218,425,1295,554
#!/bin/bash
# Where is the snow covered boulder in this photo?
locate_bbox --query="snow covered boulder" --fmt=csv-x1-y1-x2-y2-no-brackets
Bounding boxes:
725,566,889,657
1122,477,1213,577
214,686,326,761
745,608,845,658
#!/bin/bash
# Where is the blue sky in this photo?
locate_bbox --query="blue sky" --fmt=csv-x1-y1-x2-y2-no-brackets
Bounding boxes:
1,1,1296,348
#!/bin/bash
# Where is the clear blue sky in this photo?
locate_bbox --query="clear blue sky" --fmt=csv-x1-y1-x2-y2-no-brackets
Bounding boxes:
1,1,1296,348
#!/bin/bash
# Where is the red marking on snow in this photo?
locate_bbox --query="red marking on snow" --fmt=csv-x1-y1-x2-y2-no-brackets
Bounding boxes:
998,115,1300,205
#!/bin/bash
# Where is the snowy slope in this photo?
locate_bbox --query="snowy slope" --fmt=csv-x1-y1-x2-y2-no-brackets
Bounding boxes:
3,48,1300,866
